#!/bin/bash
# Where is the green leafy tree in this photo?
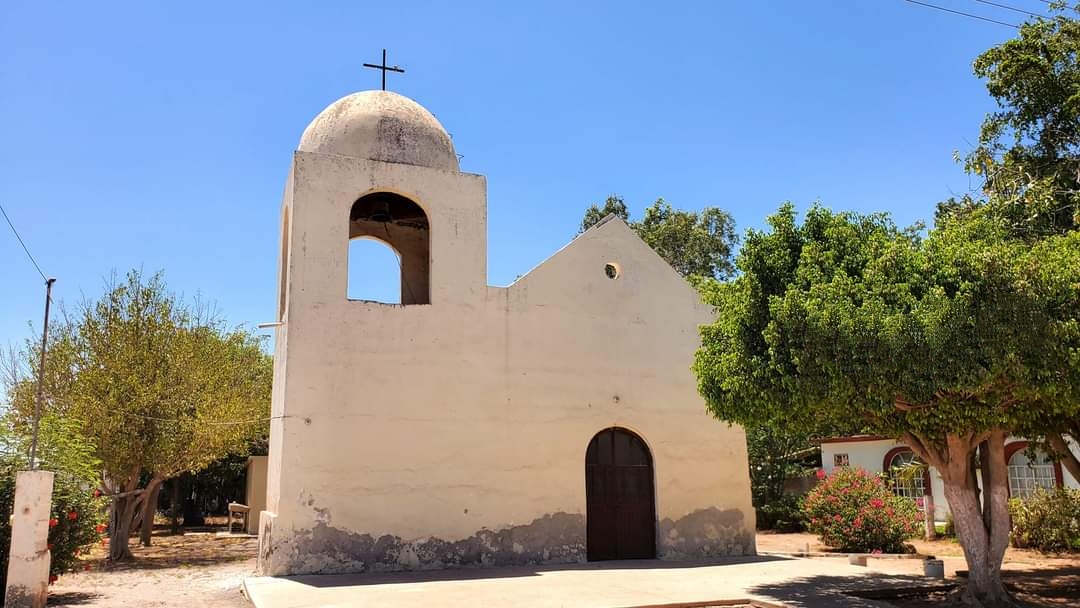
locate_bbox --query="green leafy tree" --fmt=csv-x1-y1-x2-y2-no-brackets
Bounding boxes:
7,270,272,561
580,196,737,281
742,423,816,509
695,205,1080,606
947,3,1080,483
959,2,1080,238
580,195,630,232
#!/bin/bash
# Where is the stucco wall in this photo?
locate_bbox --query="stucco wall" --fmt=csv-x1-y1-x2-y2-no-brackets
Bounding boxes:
258,152,755,576
246,456,268,535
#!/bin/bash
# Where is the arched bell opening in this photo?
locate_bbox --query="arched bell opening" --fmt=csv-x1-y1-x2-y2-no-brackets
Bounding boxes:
348,192,430,305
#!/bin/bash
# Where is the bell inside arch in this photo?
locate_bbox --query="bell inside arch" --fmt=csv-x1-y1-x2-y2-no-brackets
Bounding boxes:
369,201,393,223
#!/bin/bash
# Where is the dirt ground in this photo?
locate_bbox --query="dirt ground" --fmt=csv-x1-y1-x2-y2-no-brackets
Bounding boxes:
49,533,256,608
44,532,1080,607
758,531,1080,607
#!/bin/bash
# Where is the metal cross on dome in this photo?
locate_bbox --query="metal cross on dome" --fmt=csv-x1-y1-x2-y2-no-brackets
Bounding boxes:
363,49,405,91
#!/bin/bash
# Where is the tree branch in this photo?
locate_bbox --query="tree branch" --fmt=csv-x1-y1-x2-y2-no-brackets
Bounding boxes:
1048,433,1080,481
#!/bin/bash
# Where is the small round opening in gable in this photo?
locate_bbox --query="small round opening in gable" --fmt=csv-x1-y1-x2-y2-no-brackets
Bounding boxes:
604,263,621,280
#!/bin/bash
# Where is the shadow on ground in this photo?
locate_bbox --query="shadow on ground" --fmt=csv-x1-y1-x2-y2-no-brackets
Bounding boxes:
46,591,102,606
87,535,257,572
286,555,787,589
748,572,946,607
750,565,1080,608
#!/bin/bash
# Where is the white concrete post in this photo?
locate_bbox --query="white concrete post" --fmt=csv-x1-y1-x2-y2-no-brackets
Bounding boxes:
4,470,54,608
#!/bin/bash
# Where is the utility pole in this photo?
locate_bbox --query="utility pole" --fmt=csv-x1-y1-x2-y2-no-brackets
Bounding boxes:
28,277,56,470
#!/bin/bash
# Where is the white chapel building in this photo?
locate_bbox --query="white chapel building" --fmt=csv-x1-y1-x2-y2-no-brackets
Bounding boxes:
257,89,755,575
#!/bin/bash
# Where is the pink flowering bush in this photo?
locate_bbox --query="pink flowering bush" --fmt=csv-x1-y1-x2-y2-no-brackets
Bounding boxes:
802,467,922,553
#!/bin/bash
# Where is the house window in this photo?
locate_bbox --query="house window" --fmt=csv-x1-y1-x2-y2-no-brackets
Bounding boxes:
833,453,850,468
884,448,929,503
1007,446,1058,499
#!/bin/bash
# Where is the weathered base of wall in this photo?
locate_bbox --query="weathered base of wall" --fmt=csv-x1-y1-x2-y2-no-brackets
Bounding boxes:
659,507,756,559
261,512,585,576
258,507,755,576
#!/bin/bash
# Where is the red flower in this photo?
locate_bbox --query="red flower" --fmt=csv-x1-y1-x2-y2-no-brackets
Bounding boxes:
67,511,78,521
869,498,884,508
48,518,58,528
47,543,53,551
92,489,102,498
853,517,863,528
48,574,57,585
815,469,827,480
94,524,106,534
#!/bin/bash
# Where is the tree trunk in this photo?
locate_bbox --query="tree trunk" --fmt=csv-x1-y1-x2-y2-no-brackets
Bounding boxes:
110,496,139,561
979,440,992,528
139,477,164,547
942,482,1011,606
1048,433,1080,482
983,431,1012,579
905,430,1015,607
109,469,143,561
170,477,182,535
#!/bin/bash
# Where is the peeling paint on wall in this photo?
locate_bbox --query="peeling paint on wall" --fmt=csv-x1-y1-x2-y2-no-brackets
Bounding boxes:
658,507,755,558
267,512,586,575
4,585,47,608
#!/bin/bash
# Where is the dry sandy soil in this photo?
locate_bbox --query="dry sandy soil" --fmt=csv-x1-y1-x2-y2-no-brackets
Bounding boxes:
44,532,1080,607
758,532,1080,607
49,533,256,608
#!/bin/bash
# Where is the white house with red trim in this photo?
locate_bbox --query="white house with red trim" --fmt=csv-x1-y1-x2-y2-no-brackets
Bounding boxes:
819,436,1080,522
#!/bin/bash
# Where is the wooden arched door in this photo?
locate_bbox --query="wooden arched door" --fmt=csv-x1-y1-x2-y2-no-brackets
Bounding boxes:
585,427,656,560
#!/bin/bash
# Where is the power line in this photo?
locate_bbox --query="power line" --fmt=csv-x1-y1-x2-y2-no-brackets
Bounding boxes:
901,0,1019,28
0,202,48,282
132,412,289,426
971,0,1045,18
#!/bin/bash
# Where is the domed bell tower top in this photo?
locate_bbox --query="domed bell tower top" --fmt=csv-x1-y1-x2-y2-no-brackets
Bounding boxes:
298,90,459,172
276,89,486,322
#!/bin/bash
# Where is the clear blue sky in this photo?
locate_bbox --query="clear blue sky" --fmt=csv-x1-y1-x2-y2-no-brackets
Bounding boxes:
0,0,1037,348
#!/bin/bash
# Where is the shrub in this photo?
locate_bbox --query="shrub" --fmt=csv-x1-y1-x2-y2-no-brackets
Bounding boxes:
756,494,806,532
0,457,107,595
1009,487,1080,552
802,467,923,553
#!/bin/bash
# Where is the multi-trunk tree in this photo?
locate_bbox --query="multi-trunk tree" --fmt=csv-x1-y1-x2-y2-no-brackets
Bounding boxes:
695,205,1080,606
7,270,272,560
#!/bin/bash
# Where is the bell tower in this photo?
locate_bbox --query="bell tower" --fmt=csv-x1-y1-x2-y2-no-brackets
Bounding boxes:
261,91,488,573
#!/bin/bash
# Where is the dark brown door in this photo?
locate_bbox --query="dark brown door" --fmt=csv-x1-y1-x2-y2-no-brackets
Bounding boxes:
585,428,656,560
